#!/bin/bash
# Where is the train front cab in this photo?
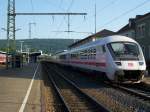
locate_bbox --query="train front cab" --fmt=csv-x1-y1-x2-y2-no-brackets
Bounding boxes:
106,41,146,83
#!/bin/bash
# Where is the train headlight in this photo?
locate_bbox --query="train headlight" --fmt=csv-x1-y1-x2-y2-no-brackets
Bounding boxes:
139,62,144,65
115,62,122,66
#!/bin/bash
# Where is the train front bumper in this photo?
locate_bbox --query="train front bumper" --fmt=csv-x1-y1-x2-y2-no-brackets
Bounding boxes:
114,70,146,82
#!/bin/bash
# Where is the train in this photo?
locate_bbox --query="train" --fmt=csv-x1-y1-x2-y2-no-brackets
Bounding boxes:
0,54,6,64
55,35,147,83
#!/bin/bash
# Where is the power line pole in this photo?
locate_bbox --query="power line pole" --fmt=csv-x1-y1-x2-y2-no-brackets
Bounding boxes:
7,0,16,68
7,0,87,68
15,13,87,33
94,3,97,34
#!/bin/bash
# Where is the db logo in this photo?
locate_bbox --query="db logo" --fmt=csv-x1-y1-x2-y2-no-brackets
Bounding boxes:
128,63,133,67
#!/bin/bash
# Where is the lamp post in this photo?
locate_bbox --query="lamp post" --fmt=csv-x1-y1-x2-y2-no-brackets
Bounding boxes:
27,47,30,63
19,41,24,53
25,45,30,64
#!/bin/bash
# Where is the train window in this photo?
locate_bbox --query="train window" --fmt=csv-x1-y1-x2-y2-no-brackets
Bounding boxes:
71,53,77,59
80,50,85,59
79,51,81,59
108,42,140,60
82,50,85,59
88,49,90,59
74,52,79,59
93,48,96,54
88,48,96,59
85,50,88,59
83,50,86,59
93,48,96,59
90,49,93,59
79,51,82,59
76,52,79,59
60,55,66,59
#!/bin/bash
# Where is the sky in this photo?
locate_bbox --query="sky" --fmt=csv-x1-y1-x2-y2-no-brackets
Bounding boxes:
0,0,150,40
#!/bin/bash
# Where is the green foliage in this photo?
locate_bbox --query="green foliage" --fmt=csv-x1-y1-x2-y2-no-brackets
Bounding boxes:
0,39,78,54
0,47,7,52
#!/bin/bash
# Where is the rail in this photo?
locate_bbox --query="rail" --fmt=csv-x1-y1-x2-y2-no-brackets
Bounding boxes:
44,63,71,112
46,63,110,112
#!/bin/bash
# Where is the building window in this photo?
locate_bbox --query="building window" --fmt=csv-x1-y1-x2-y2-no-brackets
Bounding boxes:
141,25,145,36
132,31,135,38
137,23,145,38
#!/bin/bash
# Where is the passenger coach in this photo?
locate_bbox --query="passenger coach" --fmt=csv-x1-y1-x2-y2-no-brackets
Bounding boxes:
56,35,147,83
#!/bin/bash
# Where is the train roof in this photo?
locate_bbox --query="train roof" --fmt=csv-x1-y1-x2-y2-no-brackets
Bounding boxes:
70,35,137,52
56,35,138,55
98,35,136,44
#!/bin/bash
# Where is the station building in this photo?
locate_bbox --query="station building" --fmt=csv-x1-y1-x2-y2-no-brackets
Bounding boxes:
22,52,41,63
68,29,115,49
116,12,150,61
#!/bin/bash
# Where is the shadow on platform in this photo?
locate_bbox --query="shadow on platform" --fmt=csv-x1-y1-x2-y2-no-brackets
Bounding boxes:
0,63,41,80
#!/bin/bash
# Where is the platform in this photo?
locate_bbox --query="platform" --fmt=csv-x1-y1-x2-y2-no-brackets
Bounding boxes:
0,63,42,112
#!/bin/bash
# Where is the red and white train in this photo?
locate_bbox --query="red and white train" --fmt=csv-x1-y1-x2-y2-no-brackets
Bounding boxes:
0,52,7,64
55,35,146,83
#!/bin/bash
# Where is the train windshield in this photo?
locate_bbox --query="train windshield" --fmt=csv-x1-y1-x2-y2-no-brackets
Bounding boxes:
108,42,140,60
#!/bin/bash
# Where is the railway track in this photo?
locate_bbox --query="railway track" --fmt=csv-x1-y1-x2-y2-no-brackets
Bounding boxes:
52,63,150,111
51,64,134,112
42,63,70,112
55,64,150,102
43,62,150,111
120,82,150,93
61,64,150,102
106,82,150,102
45,63,110,112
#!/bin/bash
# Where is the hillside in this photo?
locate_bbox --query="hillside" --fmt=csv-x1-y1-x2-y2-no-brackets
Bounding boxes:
0,39,78,54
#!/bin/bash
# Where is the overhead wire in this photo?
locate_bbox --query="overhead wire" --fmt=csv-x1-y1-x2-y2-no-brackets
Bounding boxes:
44,0,66,26
53,0,75,38
91,0,117,18
99,0,150,29
43,0,67,38
73,0,149,34
73,0,119,31
42,0,150,39
54,0,116,38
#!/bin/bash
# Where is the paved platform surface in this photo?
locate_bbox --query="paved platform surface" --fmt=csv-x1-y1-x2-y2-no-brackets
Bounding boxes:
0,63,42,112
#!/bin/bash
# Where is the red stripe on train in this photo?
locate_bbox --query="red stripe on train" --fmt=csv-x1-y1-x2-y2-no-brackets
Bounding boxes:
68,61,106,67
